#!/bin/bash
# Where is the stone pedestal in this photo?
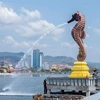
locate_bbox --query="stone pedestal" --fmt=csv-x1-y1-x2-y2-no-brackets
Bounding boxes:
68,61,92,78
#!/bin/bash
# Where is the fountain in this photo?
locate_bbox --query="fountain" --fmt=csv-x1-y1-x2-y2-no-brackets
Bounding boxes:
44,11,99,99
1,22,68,95
15,22,67,68
2,85,11,92
67,11,92,78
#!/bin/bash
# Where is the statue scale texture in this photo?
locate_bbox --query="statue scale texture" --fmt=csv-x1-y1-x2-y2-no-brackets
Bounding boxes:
68,11,86,61
68,11,92,78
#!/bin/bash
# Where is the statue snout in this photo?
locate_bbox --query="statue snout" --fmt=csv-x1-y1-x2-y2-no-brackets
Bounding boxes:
67,18,74,23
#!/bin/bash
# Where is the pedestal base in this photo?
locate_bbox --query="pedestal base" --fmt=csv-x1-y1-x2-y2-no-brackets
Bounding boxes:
68,61,92,78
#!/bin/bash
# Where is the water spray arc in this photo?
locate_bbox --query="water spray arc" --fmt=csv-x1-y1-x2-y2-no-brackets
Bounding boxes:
15,22,67,68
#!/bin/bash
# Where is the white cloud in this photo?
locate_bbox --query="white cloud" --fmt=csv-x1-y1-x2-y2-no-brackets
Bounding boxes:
3,36,19,47
61,42,88,50
1,36,50,52
51,28,65,41
87,26,100,35
87,26,92,29
16,19,65,39
2,36,30,48
0,2,66,53
29,42,50,48
0,2,20,24
20,41,30,48
0,2,65,41
93,28,100,34
86,33,89,37
17,20,55,37
61,42,77,48
21,8,41,20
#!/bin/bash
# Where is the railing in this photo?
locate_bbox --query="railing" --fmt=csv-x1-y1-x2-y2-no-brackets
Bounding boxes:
95,78,100,86
46,77,100,96
46,77,96,87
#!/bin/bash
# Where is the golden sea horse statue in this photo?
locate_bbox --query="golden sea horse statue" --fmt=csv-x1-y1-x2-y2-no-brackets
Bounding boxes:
68,11,92,78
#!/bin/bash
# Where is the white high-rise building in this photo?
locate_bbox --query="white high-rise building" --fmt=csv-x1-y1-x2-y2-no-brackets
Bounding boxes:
31,50,33,67
40,52,43,69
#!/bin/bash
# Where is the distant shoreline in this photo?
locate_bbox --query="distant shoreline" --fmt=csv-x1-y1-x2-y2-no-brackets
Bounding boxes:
0,72,67,76
0,72,47,75
0,73,12,75
0,73,33,75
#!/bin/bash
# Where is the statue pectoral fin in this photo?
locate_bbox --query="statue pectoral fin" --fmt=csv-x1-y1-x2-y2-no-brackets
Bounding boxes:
79,49,82,55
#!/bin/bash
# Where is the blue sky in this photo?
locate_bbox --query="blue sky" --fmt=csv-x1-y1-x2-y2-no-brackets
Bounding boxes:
0,0,100,62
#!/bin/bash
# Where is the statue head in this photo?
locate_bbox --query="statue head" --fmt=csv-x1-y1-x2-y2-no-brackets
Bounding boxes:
68,11,81,23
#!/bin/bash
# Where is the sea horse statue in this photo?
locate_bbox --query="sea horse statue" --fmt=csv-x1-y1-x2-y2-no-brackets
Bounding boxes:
68,11,86,61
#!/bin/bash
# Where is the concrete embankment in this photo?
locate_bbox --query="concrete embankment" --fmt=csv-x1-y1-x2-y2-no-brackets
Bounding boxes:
84,92,100,100
0,73,12,75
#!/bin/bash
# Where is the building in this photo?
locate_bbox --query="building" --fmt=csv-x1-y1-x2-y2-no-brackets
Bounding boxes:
40,52,43,68
42,62,50,70
31,49,43,69
50,64,58,72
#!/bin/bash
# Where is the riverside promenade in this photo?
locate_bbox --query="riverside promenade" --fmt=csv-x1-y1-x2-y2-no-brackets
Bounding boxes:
84,91,100,100
47,77,100,96
33,76,100,100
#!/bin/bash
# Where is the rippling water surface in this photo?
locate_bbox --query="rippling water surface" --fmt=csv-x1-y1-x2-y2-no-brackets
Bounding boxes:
0,73,67,100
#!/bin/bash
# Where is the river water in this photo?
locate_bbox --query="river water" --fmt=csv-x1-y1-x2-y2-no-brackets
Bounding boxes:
0,73,99,100
0,73,67,100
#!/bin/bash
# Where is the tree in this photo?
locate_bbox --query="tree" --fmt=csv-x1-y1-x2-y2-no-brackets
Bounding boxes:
52,69,59,72
61,68,71,72
30,67,36,72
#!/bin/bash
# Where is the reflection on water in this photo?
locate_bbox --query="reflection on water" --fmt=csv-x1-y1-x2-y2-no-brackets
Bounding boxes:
0,74,67,95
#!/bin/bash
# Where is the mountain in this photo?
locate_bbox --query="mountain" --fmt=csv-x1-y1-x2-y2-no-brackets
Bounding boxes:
0,52,24,65
0,52,100,69
43,55,75,66
87,62,100,69
0,52,75,66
